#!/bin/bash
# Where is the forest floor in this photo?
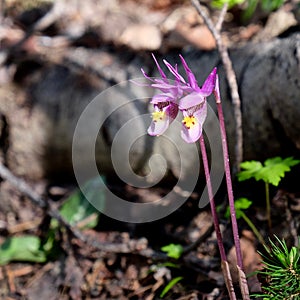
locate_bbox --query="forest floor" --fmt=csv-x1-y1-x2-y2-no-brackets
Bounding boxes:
0,0,300,299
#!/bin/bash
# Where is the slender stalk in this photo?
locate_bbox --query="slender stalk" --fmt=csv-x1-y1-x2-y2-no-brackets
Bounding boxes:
199,135,237,300
215,101,244,271
216,101,251,299
199,135,226,260
240,211,266,247
265,182,272,229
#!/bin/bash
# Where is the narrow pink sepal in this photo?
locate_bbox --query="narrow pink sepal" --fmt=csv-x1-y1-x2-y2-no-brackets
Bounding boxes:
152,53,167,81
163,59,186,83
179,54,198,90
201,67,217,95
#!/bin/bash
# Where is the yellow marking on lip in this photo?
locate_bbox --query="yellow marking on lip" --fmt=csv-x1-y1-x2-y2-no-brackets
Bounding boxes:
182,116,197,129
152,111,165,122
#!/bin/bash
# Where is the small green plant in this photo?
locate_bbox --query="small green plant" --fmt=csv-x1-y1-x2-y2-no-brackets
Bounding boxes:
211,0,285,20
243,0,285,20
211,0,244,9
0,236,48,265
148,262,182,298
255,236,300,299
160,276,183,298
157,245,184,297
161,243,184,260
237,157,300,229
225,197,266,246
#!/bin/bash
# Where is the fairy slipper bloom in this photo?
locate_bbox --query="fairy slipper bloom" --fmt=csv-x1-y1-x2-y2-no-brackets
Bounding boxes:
147,92,179,136
142,54,183,136
142,54,217,141
179,68,217,143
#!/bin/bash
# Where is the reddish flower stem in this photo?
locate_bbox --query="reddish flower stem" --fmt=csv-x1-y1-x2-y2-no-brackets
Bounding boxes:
199,135,226,261
199,135,237,300
216,101,243,270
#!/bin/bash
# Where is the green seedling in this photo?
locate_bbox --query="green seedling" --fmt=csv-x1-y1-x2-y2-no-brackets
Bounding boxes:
161,244,184,260
225,197,266,246
211,0,244,9
148,263,182,298
255,236,300,299
160,276,183,298
0,236,47,265
237,157,300,229
158,245,184,298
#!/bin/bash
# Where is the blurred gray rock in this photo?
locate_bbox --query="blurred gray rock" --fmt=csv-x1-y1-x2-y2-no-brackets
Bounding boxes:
0,34,300,183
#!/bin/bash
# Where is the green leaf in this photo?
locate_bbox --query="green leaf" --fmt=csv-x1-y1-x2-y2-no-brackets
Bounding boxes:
257,157,300,186
0,236,47,265
235,197,253,210
237,161,263,181
261,0,284,12
159,276,183,298
289,247,299,267
255,235,300,299
161,244,183,259
225,197,252,219
211,0,245,9
242,0,259,21
52,176,105,229
238,157,300,186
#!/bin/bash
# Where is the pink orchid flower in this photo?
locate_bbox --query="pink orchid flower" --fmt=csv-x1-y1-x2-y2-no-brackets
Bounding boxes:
179,67,217,143
142,54,217,142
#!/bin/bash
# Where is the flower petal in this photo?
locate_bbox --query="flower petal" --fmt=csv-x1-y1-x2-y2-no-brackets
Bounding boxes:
166,102,179,120
163,59,186,83
178,91,206,110
181,118,202,143
179,55,198,90
201,67,217,95
147,103,178,136
152,54,168,81
180,102,207,143
150,93,173,104
151,82,180,90
194,101,207,127
148,106,178,136
141,68,154,82
148,117,170,136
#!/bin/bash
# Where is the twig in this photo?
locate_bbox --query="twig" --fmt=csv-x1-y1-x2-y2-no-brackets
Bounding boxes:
182,223,214,255
0,164,47,208
216,2,228,32
190,0,243,173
